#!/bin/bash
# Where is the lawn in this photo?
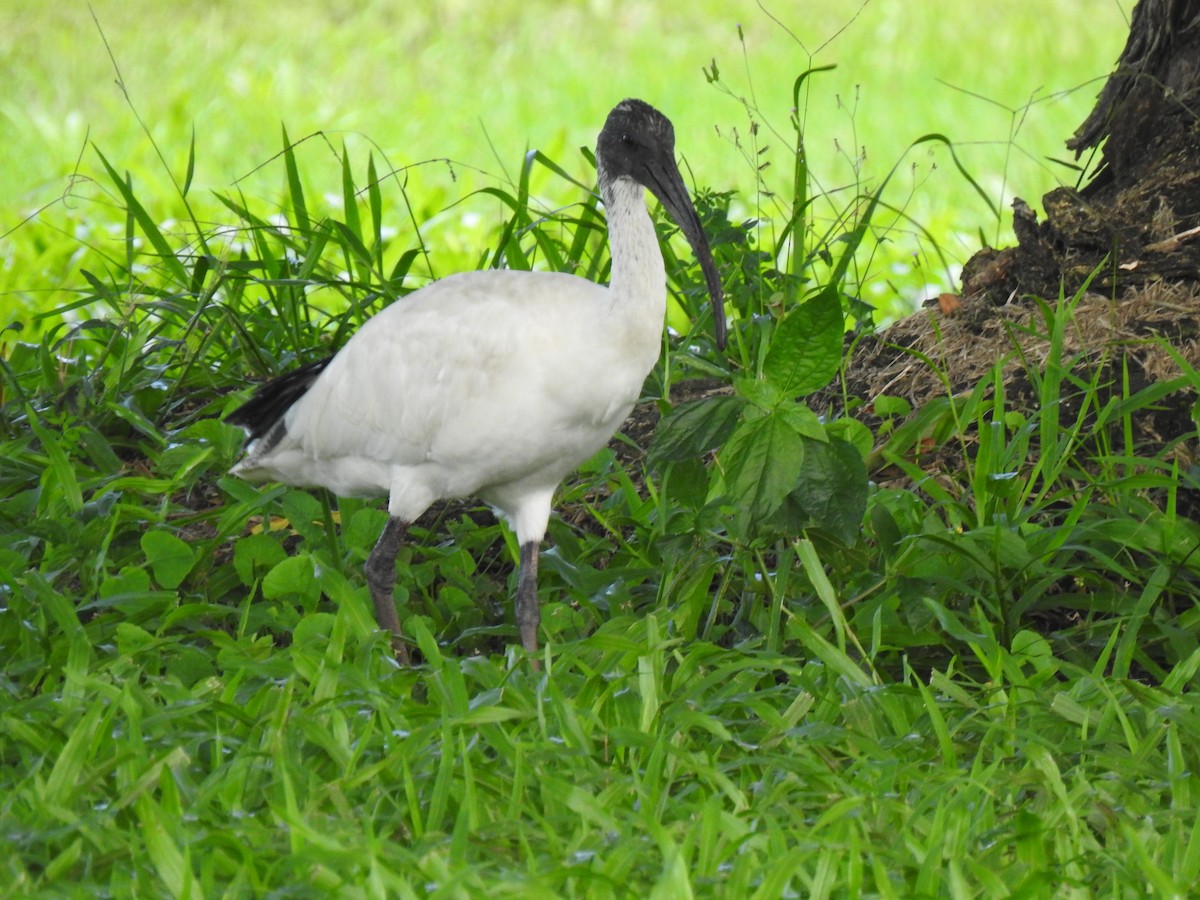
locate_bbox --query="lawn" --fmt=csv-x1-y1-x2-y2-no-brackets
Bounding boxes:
5,1,1127,320
6,1,1200,896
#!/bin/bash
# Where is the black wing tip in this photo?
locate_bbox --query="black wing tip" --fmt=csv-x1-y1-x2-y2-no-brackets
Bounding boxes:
225,355,333,442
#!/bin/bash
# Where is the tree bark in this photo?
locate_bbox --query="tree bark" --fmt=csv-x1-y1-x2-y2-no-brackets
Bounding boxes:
815,0,1200,504
963,0,1200,305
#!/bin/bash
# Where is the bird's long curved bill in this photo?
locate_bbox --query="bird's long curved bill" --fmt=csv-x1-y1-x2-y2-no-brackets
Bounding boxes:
644,162,727,350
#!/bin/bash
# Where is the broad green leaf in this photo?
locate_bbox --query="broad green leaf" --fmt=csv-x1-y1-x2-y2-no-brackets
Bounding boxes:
870,500,903,559
115,621,157,656
140,530,197,590
233,533,289,587
734,374,785,411
661,456,710,510
792,437,868,546
963,525,1035,572
262,553,320,604
763,284,844,397
874,394,913,418
293,611,336,647
721,410,806,538
649,394,745,465
824,416,873,459
279,490,325,544
155,441,214,488
100,565,152,599
780,403,827,441
344,506,389,556
1010,629,1056,675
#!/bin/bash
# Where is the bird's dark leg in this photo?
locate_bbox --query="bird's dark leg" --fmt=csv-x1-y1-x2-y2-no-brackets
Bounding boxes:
516,540,541,660
365,516,411,664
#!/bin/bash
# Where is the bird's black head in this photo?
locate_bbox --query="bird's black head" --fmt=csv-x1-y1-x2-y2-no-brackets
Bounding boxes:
596,99,677,183
596,99,726,350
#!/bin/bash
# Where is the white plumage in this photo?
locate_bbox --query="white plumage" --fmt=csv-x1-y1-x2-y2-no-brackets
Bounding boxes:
228,99,724,663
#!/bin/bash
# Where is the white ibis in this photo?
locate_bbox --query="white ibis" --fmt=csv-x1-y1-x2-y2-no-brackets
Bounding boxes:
226,99,725,663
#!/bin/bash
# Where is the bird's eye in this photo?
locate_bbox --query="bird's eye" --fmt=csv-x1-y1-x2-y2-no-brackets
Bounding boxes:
620,133,634,145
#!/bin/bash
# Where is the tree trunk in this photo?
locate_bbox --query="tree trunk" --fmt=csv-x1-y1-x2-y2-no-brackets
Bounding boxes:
821,0,1200,505
964,0,1200,302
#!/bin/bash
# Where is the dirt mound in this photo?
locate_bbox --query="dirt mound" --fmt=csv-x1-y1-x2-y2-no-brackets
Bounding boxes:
823,0,1200,496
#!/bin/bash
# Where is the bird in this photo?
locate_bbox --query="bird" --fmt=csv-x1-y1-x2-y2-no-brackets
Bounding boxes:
225,99,725,663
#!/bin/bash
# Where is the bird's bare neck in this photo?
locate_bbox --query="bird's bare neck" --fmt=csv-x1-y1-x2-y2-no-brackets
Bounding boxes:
600,173,668,324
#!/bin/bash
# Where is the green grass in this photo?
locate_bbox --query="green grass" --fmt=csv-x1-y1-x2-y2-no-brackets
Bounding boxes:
3,1,1129,323
6,1,1200,895
7,617,1200,895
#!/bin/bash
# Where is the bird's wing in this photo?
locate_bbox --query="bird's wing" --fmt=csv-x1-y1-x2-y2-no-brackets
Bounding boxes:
278,270,628,486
